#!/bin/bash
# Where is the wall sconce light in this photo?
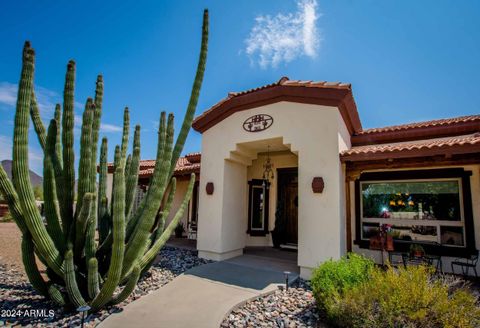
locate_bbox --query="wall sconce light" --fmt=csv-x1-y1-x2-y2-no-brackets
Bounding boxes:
206,182,214,195
311,177,324,193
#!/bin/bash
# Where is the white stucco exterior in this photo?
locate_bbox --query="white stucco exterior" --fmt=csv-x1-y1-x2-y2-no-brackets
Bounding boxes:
196,101,351,277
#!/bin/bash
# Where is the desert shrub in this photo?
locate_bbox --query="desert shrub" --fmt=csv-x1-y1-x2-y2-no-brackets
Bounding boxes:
332,265,480,328
310,253,374,314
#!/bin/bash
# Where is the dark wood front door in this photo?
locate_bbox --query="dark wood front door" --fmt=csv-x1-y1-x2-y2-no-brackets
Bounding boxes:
278,168,298,245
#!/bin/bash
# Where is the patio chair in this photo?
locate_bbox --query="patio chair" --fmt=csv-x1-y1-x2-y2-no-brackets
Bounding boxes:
451,251,478,278
187,221,197,240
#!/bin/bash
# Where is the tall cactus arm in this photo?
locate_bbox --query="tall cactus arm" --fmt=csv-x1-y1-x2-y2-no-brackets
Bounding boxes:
125,125,141,220
54,104,63,168
30,90,46,150
120,107,130,169
124,113,165,241
75,98,95,216
64,249,87,307
140,173,195,272
87,257,100,300
44,120,65,252
91,75,103,181
90,146,125,310
74,193,95,256
153,177,177,241
61,60,76,235
85,207,97,263
110,264,140,305
125,112,166,242
21,233,49,297
125,155,131,184
0,165,28,235
98,137,110,243
122,114,174,278
170,9,208,176
12,41,63,276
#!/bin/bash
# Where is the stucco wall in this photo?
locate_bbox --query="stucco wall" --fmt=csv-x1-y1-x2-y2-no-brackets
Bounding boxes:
351,164,480,275
196,101,352,277
164,178,191,232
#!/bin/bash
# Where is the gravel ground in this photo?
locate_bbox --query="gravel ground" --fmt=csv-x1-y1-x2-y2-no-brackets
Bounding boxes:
0,246,211,327
221,279,329,328
0,222,26,270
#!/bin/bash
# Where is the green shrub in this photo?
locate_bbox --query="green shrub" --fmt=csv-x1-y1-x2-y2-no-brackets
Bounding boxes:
310,253,374,314
333,265,480,328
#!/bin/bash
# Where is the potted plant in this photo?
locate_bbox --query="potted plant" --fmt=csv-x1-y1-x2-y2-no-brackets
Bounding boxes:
175,222,185,238
410,243,425,257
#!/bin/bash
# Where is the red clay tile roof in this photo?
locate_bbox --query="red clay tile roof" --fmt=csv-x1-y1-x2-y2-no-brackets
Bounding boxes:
352,114,480,146
108,153,200,178
192,77,361,134
358,115,480,135
341,133,480,162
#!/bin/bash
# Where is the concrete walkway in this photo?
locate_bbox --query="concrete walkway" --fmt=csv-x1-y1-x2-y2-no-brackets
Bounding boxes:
99,254,299,328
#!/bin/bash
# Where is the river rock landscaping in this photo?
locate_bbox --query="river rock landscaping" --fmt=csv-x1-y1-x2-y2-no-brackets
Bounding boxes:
221,279,328,328
0,246,211,327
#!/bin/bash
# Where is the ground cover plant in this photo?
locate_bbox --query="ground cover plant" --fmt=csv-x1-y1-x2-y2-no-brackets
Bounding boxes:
311,253,480,328
0,10,208,312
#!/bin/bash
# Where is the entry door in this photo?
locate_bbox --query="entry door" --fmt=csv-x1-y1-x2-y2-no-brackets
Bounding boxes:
278,168,298,245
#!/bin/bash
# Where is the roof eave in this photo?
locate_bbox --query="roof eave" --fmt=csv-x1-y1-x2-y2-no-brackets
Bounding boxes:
192,85,362,135
340,143,480,163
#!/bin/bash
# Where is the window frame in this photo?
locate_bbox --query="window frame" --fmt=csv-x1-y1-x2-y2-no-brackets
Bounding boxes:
354,168,476,257
247,179,270,236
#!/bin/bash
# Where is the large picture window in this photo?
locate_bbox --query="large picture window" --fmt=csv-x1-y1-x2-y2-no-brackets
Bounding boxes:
355,169,476,256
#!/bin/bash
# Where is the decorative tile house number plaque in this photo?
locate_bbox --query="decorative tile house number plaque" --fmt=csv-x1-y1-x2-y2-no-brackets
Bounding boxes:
243,114,273,132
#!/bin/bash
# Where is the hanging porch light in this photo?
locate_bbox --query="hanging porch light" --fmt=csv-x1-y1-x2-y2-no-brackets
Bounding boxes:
262,145,274,188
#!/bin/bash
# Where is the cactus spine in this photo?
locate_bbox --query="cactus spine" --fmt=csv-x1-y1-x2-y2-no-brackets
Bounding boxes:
0,9,208,311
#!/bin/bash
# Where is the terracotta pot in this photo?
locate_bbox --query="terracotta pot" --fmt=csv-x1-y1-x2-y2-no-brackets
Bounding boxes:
386,235,394,251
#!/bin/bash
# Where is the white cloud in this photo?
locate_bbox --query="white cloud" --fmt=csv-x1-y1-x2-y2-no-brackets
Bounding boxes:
245,0,321,68
0,82,17,107
0,134,44,174
0,82,58,118
100,123,122,133
75,114,122,134
1,82,121,134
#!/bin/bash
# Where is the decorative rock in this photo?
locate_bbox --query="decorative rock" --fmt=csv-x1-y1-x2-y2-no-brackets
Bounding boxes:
221,279,327,328
0,246,211,327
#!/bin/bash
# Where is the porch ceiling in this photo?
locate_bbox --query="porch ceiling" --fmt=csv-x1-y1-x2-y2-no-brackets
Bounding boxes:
228,137,295,166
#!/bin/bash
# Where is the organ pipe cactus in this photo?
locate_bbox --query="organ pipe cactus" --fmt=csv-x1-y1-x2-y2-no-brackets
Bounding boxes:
0,10,208,311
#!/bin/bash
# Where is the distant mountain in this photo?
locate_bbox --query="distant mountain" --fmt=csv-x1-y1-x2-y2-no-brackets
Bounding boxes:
1,160,43,187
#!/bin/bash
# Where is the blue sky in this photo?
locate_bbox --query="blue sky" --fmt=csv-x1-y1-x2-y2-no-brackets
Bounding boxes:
1,1,479,174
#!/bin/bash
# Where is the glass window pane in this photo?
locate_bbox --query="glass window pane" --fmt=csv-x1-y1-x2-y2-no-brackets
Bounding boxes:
362,222,438,243
441,226,464,246
251,187,264,229
362,181,461,221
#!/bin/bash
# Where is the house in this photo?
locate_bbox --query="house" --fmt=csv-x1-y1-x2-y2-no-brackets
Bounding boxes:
108,77,480,279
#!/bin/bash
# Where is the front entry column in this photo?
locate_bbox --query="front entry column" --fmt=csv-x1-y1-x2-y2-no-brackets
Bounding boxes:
197,156,247,261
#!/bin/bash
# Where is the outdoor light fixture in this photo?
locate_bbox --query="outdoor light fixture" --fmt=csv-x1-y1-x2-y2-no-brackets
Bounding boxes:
311,177,324,193
206,182,214,195
77,305,91,328
283,271,291,291
262,145,274,186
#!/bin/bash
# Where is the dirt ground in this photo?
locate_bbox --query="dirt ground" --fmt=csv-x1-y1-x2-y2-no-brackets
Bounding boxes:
0,222,24,270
